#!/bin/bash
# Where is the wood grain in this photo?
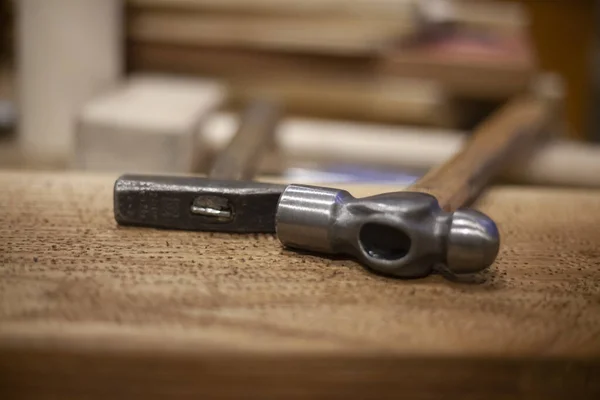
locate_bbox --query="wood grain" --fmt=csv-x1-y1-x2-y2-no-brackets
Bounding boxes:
409,93,552,211
1,172,599,398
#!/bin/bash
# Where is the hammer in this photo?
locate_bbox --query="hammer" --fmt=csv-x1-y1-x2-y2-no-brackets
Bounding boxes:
115,78,556,278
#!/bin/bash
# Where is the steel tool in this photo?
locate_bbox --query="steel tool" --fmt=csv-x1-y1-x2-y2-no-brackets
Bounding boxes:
115,82,555,278
115,99,283,232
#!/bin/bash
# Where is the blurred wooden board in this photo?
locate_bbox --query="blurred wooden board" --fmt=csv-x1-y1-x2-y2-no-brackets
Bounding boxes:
129,43,430,122
381,31,537,98
506,0,595,139
127,0,527,34
0,66,13,100
1,172,599,399
129,31,535,100
128,42,374,79
128,9,411,55
128,0,415,17
227,77,460,127
127,0,415,57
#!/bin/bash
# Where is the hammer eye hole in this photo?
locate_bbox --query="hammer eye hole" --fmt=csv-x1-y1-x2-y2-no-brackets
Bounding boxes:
359,223,411,261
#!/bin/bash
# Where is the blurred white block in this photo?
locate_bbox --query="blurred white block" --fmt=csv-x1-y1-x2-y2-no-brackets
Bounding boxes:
76,75,225,173
18,0,122,166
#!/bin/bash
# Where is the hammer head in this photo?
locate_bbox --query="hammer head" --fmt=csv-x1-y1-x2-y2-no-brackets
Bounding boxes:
276,185,500,278
114,174,285,233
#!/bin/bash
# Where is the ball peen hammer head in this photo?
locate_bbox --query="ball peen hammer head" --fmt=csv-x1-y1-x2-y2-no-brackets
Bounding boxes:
276,185,499,278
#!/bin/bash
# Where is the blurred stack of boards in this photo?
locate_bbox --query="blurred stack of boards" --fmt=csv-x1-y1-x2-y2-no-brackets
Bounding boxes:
127,0,537,127
12,0,600,188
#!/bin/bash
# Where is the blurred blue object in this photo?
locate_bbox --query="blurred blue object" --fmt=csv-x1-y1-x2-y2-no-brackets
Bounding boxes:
283,165,421,185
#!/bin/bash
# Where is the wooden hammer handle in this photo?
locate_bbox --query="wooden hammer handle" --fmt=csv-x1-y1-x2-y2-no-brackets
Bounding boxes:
408,93,554,211
209,99,281,181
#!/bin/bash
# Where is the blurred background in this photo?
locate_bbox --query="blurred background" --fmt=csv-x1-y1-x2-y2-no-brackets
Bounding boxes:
0,0,598,186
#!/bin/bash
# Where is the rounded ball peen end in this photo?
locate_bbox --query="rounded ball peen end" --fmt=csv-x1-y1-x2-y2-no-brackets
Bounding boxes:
445,209,500,274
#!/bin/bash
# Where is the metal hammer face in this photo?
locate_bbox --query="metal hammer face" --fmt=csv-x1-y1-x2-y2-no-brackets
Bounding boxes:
276,185,500,278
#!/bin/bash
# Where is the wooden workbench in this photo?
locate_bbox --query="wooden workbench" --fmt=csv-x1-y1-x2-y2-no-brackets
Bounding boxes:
0,171,599,399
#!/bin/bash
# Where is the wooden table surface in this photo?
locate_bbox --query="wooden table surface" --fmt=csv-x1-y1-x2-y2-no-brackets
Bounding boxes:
1,171,599,399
